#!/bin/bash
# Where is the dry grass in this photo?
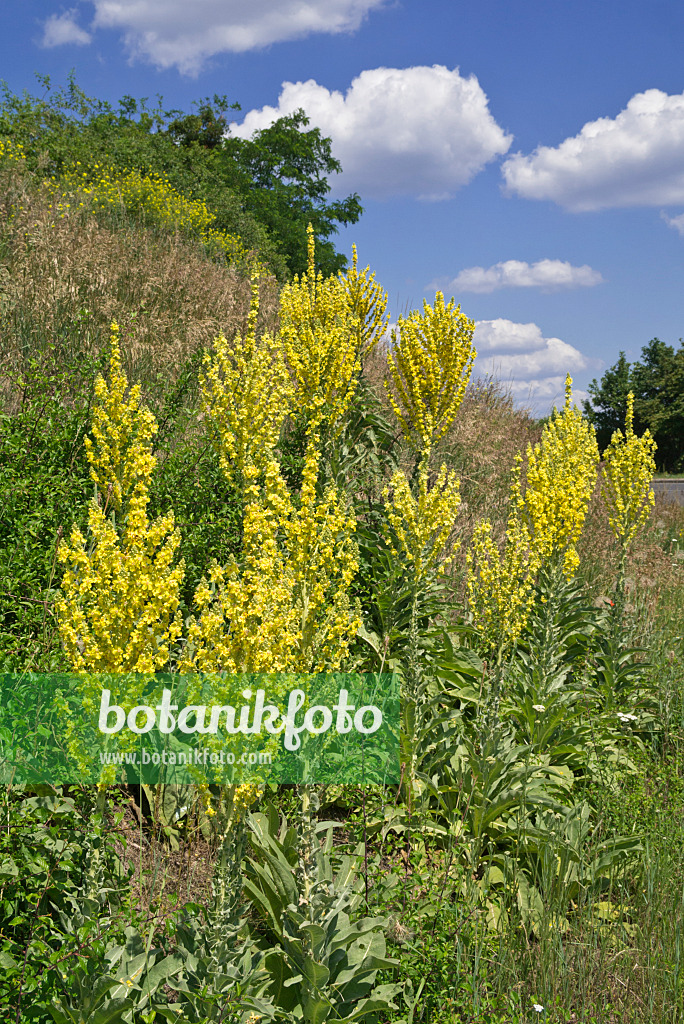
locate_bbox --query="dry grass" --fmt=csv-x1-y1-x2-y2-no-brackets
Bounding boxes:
0,165,279,403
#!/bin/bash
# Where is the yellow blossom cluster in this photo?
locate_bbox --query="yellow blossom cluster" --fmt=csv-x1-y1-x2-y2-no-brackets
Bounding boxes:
199,781,261,823
232,781,261,816
84,323,156,511
466,456,541,650
0,138,26,165
278,225,368,433
45,163,253,269
182,440,359,674
338,243,390,360
286,435,360,669
185,275,360,675
383,461,461,581
385,292,476,452
601,391,657,546
56,324,185,675
200,279,293,480
524,375,599,578
180,461,301,675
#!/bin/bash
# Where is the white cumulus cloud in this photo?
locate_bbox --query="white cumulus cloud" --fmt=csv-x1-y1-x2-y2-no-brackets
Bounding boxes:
473,319,590,411
662,211,684,236
502,89,684,211
443,258,604,293
40,9,92,47
91,0,387,73
230,66,512,200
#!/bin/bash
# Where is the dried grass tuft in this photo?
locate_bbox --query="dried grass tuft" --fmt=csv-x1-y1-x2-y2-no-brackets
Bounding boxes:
0,167,279,405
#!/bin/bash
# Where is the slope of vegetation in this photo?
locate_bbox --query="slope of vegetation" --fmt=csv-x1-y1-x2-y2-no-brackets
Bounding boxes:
1,84,684,1024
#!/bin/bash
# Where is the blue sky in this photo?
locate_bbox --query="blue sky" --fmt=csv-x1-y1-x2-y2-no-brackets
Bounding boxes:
2,0,684,412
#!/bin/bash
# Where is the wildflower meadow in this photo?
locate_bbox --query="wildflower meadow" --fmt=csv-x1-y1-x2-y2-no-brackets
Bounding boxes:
1,108,684,1024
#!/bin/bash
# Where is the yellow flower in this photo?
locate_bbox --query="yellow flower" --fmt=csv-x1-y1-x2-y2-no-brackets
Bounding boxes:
43,163,256,271
383,460,461,581
201,278,293,480
338,243,390,360
466,455,541,650
385,292,476,452
182,432,359,675
524,375,599,579
601,391,657,546
278,225,372,434
56,325,184,675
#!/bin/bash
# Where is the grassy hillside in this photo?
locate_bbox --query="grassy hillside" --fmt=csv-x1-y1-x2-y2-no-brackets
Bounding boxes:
1,122,684,1024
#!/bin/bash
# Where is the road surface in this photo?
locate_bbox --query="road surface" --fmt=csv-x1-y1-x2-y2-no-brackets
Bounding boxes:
652,478,684,506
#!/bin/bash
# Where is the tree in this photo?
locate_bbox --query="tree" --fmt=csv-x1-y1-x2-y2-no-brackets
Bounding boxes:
584,340,684,471
221,109,363,278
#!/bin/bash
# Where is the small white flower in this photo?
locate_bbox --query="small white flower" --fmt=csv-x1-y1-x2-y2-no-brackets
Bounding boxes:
532,704,545,713
532,1005,544,1014
617,712,637,722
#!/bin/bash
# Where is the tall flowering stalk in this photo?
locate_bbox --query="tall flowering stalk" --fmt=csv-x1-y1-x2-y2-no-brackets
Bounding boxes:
56,323,185,675
278,225,368,434
185,273,360,676
200,277,293,481
339,243,390,361
466,378,599,656
379,288,475,591
383,456,462,776
524,375,599,579
601,391,657,605
385,292,476,454
380,289,475,707
466,455,541,655
381,291,474,722
182,443,359,675
383,461,461,582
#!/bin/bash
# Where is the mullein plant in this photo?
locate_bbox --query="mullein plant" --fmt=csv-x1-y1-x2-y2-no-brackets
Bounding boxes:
55,323,185,792
340,242,391,363
381,291,476,664
524,374,600,581
466,454,542,659
466,376,599,660
278,225,388,437
56,322,185,679
181,261,360,679
182,237,367,828
384,291,476,455
381,289,477,676
379,293,476,811
199,277,293,484
601,390,657,610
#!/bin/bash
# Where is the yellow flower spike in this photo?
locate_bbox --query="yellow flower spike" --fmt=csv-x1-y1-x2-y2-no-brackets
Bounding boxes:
278,225,370,434
181,431,359,675
385,292,476,452
466,456,541,650
56,326,184,675
201,278,293,481
383,459,461,582
601,391,657,546
524,374,599,579
338,243,390,360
